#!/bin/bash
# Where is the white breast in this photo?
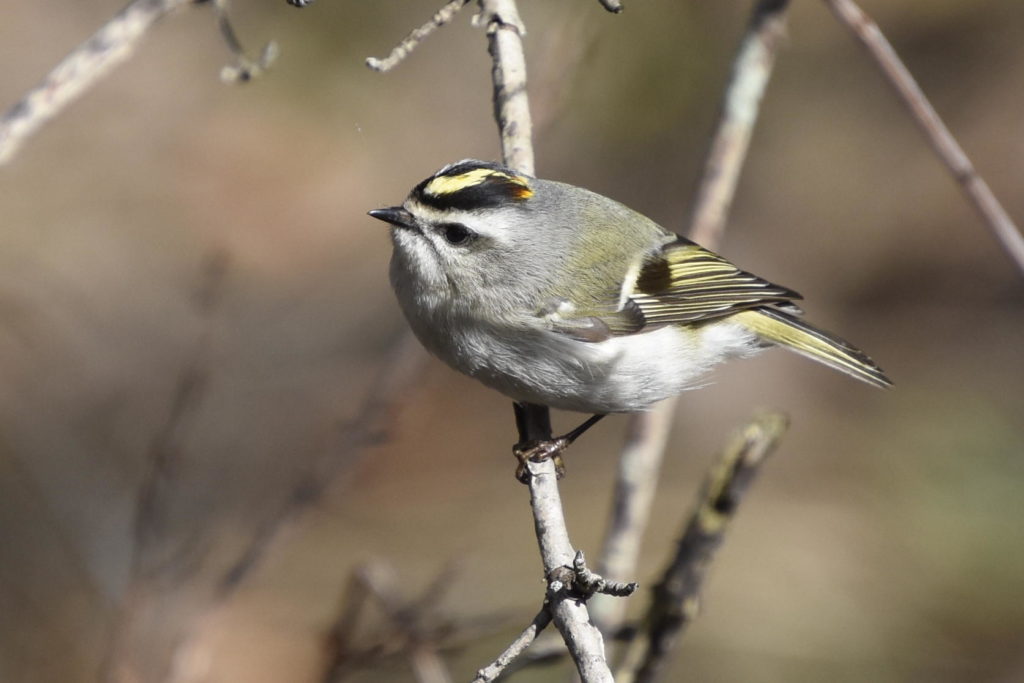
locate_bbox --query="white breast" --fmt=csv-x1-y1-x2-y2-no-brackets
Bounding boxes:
427,316,761,413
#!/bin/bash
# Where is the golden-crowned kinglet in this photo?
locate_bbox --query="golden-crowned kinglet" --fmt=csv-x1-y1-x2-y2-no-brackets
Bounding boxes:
370,159,890,417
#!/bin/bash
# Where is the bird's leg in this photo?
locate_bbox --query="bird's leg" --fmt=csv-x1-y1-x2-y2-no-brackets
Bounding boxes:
512,403,606,482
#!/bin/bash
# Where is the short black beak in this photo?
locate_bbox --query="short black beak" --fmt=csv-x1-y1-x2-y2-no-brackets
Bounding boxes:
368,206,415,229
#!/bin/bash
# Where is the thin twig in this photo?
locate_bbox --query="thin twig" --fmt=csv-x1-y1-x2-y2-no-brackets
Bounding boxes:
366,0,472,72
0,0,200,166
594,0,791,645
101,250,229,681
471,608,553,683
618,412,789,683
823,0,1024,274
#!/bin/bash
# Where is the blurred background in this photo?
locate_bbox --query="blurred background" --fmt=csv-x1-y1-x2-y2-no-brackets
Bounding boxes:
1,1,1022,681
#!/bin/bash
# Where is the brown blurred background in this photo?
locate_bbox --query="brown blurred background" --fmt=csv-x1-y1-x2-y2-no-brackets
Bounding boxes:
1,1,1022,681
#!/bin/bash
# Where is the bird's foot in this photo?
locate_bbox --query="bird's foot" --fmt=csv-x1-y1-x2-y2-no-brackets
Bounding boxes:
513,438,569,483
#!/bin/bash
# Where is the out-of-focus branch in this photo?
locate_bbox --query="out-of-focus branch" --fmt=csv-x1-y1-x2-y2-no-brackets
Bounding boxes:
689,0,791,248
102,251,229,683
823,0,1024,274
593,0,791,642
618,412,789,683
0,0,198,165
215,331,428,595
321,561,456,683
366,0,472,73
0,0,280,164
213,0,279,83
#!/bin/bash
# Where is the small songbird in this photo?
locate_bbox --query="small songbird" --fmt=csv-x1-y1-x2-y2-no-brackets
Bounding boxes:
370,160,889,455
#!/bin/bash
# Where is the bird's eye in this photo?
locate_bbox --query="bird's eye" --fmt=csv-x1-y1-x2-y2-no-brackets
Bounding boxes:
440,222,475,246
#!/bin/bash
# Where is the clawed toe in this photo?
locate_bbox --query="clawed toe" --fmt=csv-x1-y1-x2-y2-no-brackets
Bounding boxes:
513,438,568,482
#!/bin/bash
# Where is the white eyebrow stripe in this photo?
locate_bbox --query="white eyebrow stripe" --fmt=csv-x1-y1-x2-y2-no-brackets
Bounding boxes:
403,200,461,223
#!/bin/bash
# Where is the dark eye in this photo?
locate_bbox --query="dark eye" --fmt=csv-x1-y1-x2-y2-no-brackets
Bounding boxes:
440,222,475,246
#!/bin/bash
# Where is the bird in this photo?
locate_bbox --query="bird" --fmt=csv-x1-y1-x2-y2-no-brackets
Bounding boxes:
369,159,890,468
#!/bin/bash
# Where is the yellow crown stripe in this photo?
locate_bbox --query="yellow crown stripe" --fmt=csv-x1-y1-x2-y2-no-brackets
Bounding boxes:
423,168,533,198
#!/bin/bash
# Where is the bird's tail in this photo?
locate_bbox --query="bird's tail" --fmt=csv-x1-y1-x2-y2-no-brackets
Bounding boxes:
732,308,891,388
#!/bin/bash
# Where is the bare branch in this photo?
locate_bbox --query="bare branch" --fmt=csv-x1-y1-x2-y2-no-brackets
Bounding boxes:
471,608,553,683
0,0,199,166
505,404,613,681
594,0,791,643
0,0,277,163
523,454,613,682
478,0,534,175
618,412,789,683
823,0,1024,274
366,0,472,73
